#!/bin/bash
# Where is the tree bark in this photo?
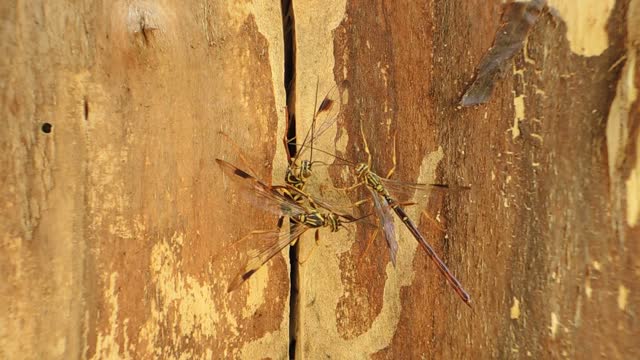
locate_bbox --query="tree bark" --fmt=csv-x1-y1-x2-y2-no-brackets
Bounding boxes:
1,0,638,359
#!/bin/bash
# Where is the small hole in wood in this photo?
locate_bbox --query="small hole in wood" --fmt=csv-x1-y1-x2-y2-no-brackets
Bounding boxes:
41,123,53,133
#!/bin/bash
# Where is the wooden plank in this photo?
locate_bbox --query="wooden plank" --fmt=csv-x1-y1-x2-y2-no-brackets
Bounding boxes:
293,0,639,358
3,0,638,358
0,1,288,358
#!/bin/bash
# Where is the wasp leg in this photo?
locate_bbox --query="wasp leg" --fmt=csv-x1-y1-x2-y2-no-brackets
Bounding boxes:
356,228,379,271
386,131,398,179
298,229,321,265
359,119,373,169
333,180,366,192
420,209,446,233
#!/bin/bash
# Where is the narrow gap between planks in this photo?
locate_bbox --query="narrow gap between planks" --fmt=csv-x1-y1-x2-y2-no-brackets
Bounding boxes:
281,0,299,358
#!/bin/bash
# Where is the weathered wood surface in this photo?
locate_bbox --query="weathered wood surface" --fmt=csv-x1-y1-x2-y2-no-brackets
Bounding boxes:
294,0,639,359
2,0,639,359
1,1,288,359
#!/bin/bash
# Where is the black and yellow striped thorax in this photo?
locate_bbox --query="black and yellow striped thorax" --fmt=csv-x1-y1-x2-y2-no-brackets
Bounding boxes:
355,163,391,198
293,211,341,232
285,160,312,204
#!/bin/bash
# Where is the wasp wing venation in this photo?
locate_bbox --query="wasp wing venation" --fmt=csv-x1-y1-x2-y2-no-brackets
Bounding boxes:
216,158,308,218
294,81,347,162
367,186,398,266
227,224,309,292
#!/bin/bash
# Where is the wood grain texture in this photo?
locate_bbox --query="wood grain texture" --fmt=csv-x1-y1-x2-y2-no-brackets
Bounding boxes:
0,1,287,359
294,0,639,358
2,0,638,359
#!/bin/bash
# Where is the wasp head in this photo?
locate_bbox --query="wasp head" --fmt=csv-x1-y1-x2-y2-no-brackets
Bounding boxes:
300,159,312,179
355,163,368,177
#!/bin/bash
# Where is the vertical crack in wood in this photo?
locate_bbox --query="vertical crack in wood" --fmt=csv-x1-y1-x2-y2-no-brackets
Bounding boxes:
281,0,298,358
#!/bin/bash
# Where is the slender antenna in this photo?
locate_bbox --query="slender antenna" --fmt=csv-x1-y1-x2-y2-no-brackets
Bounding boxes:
293,79,321,166
345,212,375,223
310,77,320,165
289,142,356,166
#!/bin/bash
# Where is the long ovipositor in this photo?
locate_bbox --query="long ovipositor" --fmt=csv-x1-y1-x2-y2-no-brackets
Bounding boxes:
356,161,472,307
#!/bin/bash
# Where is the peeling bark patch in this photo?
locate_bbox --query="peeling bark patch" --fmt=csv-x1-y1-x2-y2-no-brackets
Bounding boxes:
510,297,521,319
585,277,592,298
606,50,638,227
460,0,545,106
239,312,288,359
1,236,39,359
303,149,443,357
91,273,132,360
241,264,270,319
549,312,559,339
146,233,227,337
626,126,640,226
547,0,615,56
617,285,629,311
512,94,526,139
607,51,637,177
136,233,238,358
335,126,349,155
592,260,602,271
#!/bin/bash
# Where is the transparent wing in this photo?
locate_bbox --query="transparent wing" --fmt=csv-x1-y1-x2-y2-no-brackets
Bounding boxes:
294,80,349,163
379,177,470,204
367,187,398,266
269,183,361,224
227,224,310,292
216,159,307,218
